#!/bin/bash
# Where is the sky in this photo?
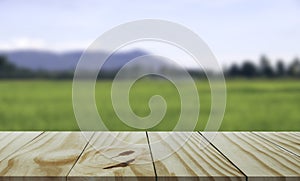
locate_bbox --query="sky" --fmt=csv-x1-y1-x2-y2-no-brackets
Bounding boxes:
0,0,299,66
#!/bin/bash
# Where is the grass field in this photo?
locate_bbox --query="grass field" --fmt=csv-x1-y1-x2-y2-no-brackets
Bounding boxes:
0,79,299,131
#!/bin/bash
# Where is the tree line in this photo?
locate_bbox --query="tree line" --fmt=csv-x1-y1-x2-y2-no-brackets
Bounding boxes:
225,55,300,78
0,55,73,79
1,55,300,79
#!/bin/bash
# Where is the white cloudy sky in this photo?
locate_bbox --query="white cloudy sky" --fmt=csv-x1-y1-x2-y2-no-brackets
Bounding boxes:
0,0,299,65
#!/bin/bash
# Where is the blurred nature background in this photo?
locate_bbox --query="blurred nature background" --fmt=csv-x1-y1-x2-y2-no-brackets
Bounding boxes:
0,0,299,131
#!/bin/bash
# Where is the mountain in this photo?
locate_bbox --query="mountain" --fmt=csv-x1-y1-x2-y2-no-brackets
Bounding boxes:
0,49,159,71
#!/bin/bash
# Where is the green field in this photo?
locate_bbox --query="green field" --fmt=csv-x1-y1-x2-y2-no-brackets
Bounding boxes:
0,79,299,131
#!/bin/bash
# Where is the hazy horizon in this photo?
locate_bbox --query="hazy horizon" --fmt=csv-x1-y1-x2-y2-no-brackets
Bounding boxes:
1,0,299,67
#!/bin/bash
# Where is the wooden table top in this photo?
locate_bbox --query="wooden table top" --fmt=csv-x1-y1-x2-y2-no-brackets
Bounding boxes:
0,132,298,180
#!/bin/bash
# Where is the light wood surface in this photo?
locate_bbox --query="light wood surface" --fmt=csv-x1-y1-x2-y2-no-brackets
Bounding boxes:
201,132,300,180
68,132,155,180
0,132,298,180
254,132,300,157
148,132,245,180
0,132,42,161
0,132,92,179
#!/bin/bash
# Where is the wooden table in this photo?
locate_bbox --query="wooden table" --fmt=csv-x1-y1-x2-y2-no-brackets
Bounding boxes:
0,132,298,180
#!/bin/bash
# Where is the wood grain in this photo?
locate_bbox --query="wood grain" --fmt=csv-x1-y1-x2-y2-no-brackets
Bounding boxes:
254,132,300,157
148,132,245,180
0,132,42,161
0,132,93,180
68,132,155,180
202,132,300,180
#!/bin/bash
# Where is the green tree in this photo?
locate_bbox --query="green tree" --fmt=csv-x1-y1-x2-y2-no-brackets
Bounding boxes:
241,61,257,78
276,59,285,77
228,63,240,77
260,55,274,77
0,55,17,78
288,57,300,77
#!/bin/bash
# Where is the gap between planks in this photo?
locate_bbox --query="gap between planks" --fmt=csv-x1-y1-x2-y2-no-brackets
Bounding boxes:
0,131,44,162
201,132,300,180
252,132,300,158
67,132,155,180
0,132,94,179
66,132,96,178
146,131,158,179
198,131,248,179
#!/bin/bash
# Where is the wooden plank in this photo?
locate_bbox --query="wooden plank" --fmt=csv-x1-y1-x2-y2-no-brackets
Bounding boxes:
0,132,93,180
202,132,300,180
254,132,300,157
68,132,155,180
0,132,43,161
148,132,245,180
